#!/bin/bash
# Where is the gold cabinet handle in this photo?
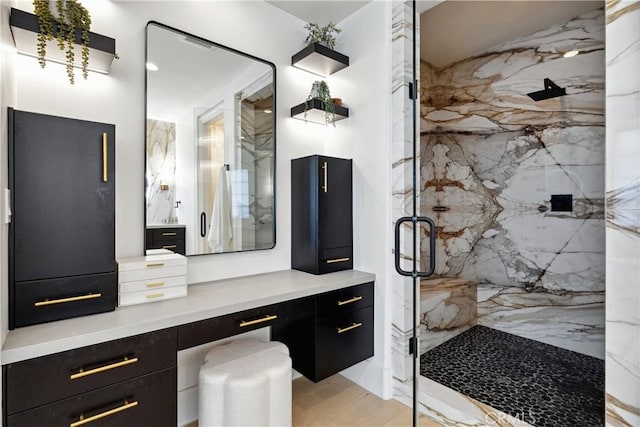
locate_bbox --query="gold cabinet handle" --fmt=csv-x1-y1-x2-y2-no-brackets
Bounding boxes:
146,262,164,267
162,245,177,249
70,400,138,427
326,257,350,264
337,322,363,334
102,133,108,182
34,293,101,307
146,293,164,299
162,232,177,236
337,296,363,306
322,161,328,193
146,281,164,288
239,314,278,327
70,357,139,380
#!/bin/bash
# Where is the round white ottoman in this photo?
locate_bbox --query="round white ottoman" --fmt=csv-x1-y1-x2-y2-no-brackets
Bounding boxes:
198,339,292,427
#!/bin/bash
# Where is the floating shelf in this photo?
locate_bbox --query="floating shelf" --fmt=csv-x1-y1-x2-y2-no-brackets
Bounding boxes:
291,43,349,77
9,8,116,74
291,99,349,125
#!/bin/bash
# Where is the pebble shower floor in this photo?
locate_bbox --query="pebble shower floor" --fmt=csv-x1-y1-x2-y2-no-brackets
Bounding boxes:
420,325,604,427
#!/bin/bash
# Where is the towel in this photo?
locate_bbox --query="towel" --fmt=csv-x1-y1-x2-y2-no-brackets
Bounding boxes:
207,167,233,252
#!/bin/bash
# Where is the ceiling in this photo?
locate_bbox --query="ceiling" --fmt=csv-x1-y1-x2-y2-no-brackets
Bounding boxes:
266,1,371,24
421,1,604,68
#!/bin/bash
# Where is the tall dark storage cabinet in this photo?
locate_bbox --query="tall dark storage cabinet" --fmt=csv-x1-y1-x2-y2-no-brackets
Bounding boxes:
291,155,353,274
8,109,117,328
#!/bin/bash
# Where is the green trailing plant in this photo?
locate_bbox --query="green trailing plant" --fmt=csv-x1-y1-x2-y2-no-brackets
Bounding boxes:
304,80,336,126
304,22,341,50
33,0,91,84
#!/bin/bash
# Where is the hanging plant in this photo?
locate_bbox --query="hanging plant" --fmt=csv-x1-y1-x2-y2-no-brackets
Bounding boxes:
304,80,336,126
33,0,92,84
304,22,341,50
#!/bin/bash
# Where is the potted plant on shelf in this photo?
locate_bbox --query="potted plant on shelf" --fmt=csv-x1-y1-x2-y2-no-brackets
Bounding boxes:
33,0,92,84
304,80,337,126
304,22,341,50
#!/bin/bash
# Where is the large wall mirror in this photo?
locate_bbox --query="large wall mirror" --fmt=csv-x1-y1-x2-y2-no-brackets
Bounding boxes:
145,22,276,256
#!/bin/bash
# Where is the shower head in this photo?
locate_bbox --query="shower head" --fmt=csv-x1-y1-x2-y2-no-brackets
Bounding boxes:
527,78,566,101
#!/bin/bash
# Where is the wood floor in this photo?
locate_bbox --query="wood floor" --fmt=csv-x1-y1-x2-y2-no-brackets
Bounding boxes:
187,374,438,426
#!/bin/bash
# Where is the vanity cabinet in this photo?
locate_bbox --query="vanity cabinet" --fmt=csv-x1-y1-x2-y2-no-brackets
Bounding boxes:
8,109,116,328
291,155,353,274
145,226,186,255
3,329,177,426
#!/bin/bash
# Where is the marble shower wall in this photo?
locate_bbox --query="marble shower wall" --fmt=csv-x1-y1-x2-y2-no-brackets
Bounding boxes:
605,1,640,425
420,9,606,358
146,119,177,225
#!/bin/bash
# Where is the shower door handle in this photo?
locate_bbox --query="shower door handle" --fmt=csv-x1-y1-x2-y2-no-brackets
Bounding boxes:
394,216,436,277
200,212,206,237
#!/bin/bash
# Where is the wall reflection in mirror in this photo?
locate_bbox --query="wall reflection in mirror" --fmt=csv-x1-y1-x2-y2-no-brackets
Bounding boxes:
145,23,276,256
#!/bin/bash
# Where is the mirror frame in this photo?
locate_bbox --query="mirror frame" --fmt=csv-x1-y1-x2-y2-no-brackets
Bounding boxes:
144,21,277,256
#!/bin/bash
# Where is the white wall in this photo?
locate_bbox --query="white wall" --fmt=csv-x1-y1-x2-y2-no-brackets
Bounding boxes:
6,0,396,401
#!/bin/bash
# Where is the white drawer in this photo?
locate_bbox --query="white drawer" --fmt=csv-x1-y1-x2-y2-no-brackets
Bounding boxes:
119,264,187,282
117,253,186,272
119,275,186,294
119,285,188,306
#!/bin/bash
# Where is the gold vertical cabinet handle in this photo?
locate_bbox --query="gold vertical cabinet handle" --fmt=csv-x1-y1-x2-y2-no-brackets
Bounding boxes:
70,400,139,427
337,296,363,306
146,293,164,299
162,232,177,236
34,293,102,307
70,357,139,380
337,322,363,334
146,262,164,268
326,257,350,264
146,281,164,288
322,161,328,193
239,314,278,327
102,133,108,182
162,245,177,249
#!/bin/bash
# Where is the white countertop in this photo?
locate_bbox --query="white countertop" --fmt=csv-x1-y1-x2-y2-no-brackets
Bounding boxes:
1,269,375,364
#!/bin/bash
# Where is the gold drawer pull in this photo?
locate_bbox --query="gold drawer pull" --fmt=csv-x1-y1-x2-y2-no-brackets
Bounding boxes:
146,281,164,288
162,245,177,249
337,322,363,334
146,262,164,267
337,296,363,306
70,400,138,427
240,314,278,327
162,232,177,236
34,293,101,307
146,293,164,299
70,357,139,380
326,257,350,264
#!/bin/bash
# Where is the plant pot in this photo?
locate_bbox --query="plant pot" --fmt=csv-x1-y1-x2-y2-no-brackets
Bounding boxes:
332,98,342,106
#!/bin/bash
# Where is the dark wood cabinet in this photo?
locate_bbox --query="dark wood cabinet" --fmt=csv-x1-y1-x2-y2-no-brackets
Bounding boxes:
145,226,186,255
8,109,116,328
291,155,353,274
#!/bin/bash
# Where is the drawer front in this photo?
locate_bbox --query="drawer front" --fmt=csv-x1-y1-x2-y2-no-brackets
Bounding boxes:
318,246,353,274
7,367,177,427
149,227,185,242
119,275,185,293
146,240,186,256
316,282,374,321
119,285,187,307
118,254,186,272
314,306,374,381
5,328,177,415
13,273,117,328
118,264,186,283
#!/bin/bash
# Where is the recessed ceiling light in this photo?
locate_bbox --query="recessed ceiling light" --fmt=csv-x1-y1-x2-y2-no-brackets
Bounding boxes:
563,50,579,58
146,62,159,71
263,109,272,114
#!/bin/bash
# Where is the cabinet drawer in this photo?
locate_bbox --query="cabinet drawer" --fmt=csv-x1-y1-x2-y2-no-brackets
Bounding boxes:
316,282,374,321
146,240,186,256
7,367,177,427
119,264,186,282
119,285,187,306
149,227,185,242
314,306,374,381
119,275,185,293
13,273,117,328
318,246,353,274
5,328,177,415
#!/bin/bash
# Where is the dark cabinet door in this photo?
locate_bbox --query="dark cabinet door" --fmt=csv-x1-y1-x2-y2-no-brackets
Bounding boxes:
10,110,115,282
317,156,352,250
